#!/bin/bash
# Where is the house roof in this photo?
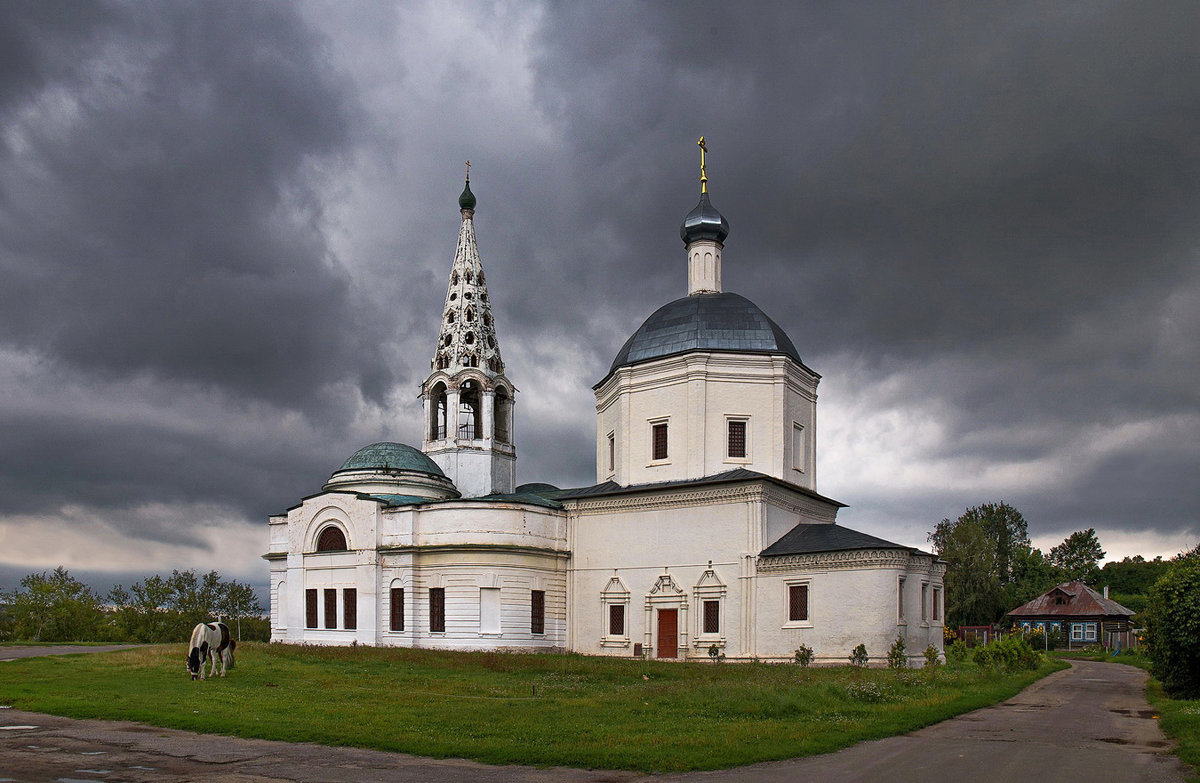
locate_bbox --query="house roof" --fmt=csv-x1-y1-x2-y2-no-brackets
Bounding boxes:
759,523,922,558
1006,581,1135,618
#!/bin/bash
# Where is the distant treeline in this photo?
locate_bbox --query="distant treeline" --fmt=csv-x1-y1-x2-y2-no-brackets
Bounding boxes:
0,566,267,643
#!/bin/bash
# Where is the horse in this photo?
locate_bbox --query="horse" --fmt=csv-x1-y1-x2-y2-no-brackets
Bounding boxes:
186,621,236,680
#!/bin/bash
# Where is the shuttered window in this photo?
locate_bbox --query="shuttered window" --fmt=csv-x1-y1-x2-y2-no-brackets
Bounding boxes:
390,587,404,632
324,589,337,629
531,590,545,635
429,587,446,633
306,589,318,628
343,588,357,630
703,600,720,634
609,604,625,636
727,420,746,458
788,584,808,622
652,422,668,460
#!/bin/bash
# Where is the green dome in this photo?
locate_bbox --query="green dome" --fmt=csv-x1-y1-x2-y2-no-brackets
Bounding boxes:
338,442,445,476
458,179,476,210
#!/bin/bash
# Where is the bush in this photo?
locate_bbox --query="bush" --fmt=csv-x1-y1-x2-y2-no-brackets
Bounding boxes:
923,645,942,667
849,643,869,667
945,639,970,663
1145,556,1200,699
794,644,813,667
971,635,1042,672
886,635,907,669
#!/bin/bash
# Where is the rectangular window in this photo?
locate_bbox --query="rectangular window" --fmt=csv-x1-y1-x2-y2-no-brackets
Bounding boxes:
788,584,808,622
343,588,357,630
652,422,668,460
607,432,615,473
703,599,720,634
531,590,546,635
727,419,747,459
429,587,446,633
1071,623,1084,641
1085,622,1097,641
792,423,806,472
932,587,942,621
898,578,906,621
389,587,405,632
324,588,337,629
921,583,929,622
306,589,318,629
480,587,501,634
609,604,625,636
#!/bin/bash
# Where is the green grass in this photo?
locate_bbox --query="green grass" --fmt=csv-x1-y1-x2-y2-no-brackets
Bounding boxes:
0,644,1063,772
1053,649,1200,782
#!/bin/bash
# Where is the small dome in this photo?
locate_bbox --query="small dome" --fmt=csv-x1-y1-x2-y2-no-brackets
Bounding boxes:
680,193,729,245
606,292,802,376
459,179,477,211
338,442,445,476
515,482,561,495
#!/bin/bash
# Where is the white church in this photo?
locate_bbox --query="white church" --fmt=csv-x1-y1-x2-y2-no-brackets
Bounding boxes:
266,148,946,664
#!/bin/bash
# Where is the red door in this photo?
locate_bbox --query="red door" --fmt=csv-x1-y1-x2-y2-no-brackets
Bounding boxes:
657,609,678,659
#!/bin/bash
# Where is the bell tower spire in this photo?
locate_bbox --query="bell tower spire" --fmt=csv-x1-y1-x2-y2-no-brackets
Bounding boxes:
421,168,516,497
681,136,729,295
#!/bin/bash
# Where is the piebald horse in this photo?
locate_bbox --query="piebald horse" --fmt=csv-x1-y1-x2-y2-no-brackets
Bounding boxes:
186,621,236,680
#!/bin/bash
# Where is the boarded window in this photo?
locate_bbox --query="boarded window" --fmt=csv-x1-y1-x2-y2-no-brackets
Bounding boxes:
480,587,501,634
324,589,337,629
531,590,545,635
921,583,929,622
898,578,906,621
316,526,347,552
703,600,720,634
343,588,357,630
429,587,446,633
390,587,404,632
727,420,746,459
609,604,625,636
306,589,318,628
932,587,942,621
652,422,668,460
788,584,808,622
607,432,615,472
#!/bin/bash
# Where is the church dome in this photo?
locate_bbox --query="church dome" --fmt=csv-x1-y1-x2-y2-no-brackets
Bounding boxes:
680,192,729,244
338,442,445,476
606,292,802,376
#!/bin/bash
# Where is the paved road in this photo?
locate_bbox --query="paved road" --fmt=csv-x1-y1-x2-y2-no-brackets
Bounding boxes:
0,658,1190,782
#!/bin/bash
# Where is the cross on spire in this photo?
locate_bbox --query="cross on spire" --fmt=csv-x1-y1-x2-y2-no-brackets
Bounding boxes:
465,160,471,181
697,136,708,194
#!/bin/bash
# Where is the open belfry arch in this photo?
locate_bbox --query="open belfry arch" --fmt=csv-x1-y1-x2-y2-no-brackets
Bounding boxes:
267,143,944,665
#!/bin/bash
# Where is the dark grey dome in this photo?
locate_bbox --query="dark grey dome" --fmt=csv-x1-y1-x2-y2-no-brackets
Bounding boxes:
680,193,729,244
606,292,802,376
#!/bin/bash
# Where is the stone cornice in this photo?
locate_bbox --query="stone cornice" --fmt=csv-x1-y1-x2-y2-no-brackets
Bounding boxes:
377,543,570,559
757,548,913,572
262,552,288,561
565,483,766,516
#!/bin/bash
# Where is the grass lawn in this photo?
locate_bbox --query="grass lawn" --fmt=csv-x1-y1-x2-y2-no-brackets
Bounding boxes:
1054,650,1200,782
0,643,1062,772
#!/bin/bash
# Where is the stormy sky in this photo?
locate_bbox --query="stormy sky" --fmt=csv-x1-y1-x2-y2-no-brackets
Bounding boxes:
1,0,1197,594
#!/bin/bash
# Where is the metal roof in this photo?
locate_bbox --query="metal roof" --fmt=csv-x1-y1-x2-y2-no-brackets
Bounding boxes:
759,523,912,557
337,442,445,476
1007,582,1135,618
555,468,845,507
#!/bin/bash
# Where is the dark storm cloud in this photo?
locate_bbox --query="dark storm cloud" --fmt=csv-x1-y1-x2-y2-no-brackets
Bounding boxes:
0,0,374,411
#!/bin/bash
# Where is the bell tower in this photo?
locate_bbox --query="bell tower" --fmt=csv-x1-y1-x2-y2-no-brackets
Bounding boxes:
420,166,516,497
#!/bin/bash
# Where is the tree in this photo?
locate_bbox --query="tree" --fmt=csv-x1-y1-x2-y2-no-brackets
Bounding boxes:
1145,549,1200,698
1099,555,1170,595
1048,528,1105,584
3,567,106,642
929,502,1034,626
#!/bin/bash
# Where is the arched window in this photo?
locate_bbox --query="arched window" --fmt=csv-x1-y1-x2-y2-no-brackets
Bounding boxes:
495,386,512,443
316,526,348,552
429,381,448,439
459,380,483,438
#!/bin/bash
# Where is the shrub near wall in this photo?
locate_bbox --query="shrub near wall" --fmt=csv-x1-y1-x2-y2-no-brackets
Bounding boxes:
1146,556,1200,699
971,635,1043,672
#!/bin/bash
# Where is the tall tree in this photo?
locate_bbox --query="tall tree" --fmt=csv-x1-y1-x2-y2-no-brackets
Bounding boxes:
3,567,106,642
1048,528,1106,584
929,502,1033,626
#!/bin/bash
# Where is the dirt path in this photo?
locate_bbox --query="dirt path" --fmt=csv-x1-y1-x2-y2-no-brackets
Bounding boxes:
0,659,1190,782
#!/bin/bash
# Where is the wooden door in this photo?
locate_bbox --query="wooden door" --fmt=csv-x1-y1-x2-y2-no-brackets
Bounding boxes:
657,609,678,659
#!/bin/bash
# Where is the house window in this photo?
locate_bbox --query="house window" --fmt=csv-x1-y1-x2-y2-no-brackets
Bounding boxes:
1071,623,1084,641
531,590,546,635
430,587,446,633
792,423,806,472
788,584,809,622
343,588,357,630
390,587,404,632
652,421,668,461
898,577,906,622
316,526,348,552
480,587,501,634
932,587,942,621
324,589,337,629
609,604,625,636
703,600,720,634
921,583,929,623
727,419,747,459
305,588,318,629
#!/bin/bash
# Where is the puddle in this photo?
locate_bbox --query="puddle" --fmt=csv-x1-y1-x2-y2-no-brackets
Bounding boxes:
74,770,111,775
0,725,39,730
1096,736,1130,745
128,766,157,771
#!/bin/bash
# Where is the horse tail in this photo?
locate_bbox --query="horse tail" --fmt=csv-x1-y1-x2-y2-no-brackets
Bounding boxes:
226,637,237,669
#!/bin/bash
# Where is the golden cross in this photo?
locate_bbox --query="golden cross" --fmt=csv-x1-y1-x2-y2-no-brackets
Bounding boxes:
465,160,471,181
697,136,708,194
